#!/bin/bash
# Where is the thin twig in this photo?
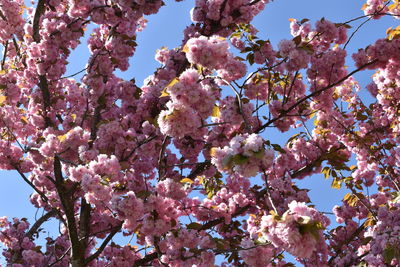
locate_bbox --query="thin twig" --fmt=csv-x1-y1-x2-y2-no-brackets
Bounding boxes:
343,17,372,50
263,171,278,214
343,1,391,50
26,209,57,239
120,135,157,162
158,136,170,180
14,166,49,202
33,0,46,43
256,59,378,133
1,40,8,70
84,223,122,265
47,246,71,267
222,78,251,131
53,67,88,81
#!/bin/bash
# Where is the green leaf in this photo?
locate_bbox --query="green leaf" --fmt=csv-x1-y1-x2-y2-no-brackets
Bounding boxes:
256,40,266,46
253,149,265,159
355,183,363,190
335,23,352,29
300,18,310,24
230,32,241,38
180,178,194,184
232,154,249,165
243,47,253,53
343,193,352,202
271,144,286,154
356,112,368,121
293,35,302,46
170,219,177,227
362,236,373,245
392,192,400,203
20,117,29,124
186,222,202,230
133,88,142,99
298,44,315,54
120,161,130,170
331,177,342,189
161,77,179,97
31,246,42,252
212,105,221,118
354,192,365,199
234,56,245,61
322,167,331,179
0,95,6,105
247,53,254,65
344,194,358,207
383,143,396,150
298,220,322,240
111,58,120,65
364,217,376,227
97,95,107,106
136,190,151,199
383,246,395,264
286,133,302,145
222,154,234,169
214,238,227,250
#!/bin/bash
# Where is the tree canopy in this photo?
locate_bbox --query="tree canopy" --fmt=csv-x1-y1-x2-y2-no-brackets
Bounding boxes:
0,0,400,266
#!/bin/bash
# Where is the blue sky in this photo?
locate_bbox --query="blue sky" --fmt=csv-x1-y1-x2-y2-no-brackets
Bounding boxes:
1,0,398,264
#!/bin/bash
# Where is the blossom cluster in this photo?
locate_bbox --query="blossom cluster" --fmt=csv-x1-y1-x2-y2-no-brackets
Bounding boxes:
260,201,330,260
191,0,269,36
211,133,274,177
1,0,400,266
185,36,247,82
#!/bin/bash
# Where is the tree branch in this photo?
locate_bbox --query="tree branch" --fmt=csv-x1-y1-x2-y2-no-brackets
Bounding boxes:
14,166,49,202
187,160,211,179
26,209,57,239
84,223,122,265
328,222,366,265
120,135,157,162
256,59,378,133
1,40,8,70
33,0,46,43
157,136,170,180
78,198,91,250
88,102,104,149
47,246,71,267
133,252,158,267
32,0,54,128
53,156,83,267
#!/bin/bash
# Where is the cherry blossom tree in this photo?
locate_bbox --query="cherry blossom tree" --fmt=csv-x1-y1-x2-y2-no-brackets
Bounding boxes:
1,0,400,266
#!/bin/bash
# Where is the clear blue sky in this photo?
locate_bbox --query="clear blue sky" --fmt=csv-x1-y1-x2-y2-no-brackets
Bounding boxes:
0,0,398,264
